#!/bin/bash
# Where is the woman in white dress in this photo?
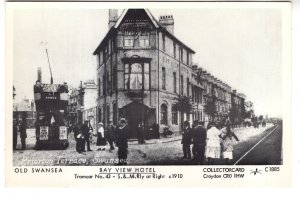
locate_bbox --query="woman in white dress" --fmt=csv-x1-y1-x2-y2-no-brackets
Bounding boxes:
97,122,106,150
206,122,222,165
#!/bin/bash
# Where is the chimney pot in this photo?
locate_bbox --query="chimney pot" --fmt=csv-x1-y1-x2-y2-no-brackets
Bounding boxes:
108,9,118,29
159,14,174,34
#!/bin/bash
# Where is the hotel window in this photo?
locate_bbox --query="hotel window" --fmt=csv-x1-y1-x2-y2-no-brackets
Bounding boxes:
160,104,168,125
98,78,101,97
180,48,183,62
180,75,183,95
162,67,166,90
187,51,189,65
113,68,117,91
162,34,166,51
103,74,106,96
106,105,110,125
187,78,190,97
200,111,203,121
172,106,178,125
103,49,106,63
139,32,150,47
173,42,176,58
107,72,110,94
124,62,150,90
173,72,177,93
108,40,111,55
124,32,134,47
98,107,102,123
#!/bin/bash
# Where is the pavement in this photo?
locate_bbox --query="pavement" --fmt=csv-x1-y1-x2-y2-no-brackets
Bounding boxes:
12,123,280,166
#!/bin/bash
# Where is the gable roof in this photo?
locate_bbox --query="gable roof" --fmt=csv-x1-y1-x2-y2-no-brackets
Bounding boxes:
93,9,195,55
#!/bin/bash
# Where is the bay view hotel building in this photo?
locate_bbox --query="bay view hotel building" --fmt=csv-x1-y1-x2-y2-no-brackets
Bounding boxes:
94,9,246,138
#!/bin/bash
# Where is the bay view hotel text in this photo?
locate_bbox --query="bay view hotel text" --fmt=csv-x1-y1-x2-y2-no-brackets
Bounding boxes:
93,9,246,138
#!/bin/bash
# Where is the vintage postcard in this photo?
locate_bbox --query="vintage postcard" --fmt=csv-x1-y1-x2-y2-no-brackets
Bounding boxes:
5,1,291,187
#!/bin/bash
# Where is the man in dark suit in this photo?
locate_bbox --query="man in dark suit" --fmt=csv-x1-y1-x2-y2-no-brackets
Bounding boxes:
107,120,116,150
13,121,18,150
116,118,128,165
192,120,207,164
19,121,27,150
81,120,92,151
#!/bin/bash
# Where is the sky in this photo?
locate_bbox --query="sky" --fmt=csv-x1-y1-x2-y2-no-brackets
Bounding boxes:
12,5,284,117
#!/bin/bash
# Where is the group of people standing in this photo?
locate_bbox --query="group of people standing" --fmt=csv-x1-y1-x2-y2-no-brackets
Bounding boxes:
73,118,129,165
181,119,239,165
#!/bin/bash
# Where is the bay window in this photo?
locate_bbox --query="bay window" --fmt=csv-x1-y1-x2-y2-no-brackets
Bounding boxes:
124,61,150,90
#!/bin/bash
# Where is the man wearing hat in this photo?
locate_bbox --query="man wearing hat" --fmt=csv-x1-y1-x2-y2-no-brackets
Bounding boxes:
116,118,128,165
81,120,92,151
107,120,116,150
192,120,207,164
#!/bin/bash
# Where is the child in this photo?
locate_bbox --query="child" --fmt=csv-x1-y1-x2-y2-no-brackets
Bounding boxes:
220,125,239,164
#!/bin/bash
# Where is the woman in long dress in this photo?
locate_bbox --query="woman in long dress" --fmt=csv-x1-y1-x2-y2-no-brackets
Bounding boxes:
97,122,106,150
206,122,222,165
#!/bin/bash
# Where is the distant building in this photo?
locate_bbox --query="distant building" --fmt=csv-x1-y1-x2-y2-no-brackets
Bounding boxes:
13,98,36,128
82,80,98,134
68,80,98,133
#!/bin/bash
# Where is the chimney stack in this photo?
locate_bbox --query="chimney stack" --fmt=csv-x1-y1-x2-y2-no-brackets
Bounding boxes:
37,67,42,83
108,9,118,29
159,15,174,34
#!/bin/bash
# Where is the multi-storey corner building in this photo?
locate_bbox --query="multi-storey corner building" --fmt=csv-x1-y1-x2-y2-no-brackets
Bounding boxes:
94,9,249,138
94,9,204,138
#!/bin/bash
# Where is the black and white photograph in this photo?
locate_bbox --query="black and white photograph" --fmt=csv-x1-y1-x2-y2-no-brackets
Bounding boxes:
9,3,289,168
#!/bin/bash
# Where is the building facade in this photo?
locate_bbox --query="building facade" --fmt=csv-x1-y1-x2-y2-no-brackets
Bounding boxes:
94,9,204,138
94,9,248,138
13,98,36,128
68,80,97,131
82,80,98,134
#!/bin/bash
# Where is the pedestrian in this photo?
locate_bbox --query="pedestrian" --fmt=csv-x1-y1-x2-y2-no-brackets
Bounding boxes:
181,121,192,159
107,120,116,150
19,121,27,150
205,122,222,165
97,122,106,150
192,120,207,164
13,121,18,150
81,120,92,151
73,123,80,140
220,124,239,164
116,118,128,165
137,122,145,144
76,133,85,153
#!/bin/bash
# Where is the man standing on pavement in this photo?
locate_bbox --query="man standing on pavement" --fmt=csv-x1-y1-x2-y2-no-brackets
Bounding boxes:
81,120,92,151
107,120,116,150
13,121,18,150
116,118,128,165
181,121,192,159
19,120,27,150
192,120,207,164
